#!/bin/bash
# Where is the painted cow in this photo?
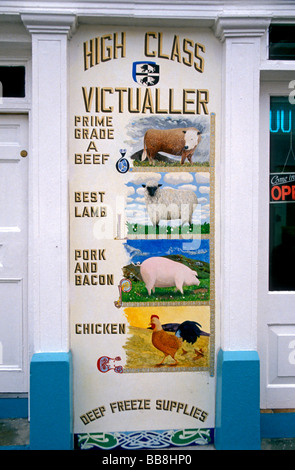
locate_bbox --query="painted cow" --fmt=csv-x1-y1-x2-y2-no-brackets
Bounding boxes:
140,256,200,295
141,127,201,165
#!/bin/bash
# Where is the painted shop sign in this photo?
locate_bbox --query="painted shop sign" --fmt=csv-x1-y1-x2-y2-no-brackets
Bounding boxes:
69,26,221,450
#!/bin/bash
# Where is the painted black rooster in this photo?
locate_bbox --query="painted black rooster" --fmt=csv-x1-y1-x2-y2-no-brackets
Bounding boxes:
161,320,208,343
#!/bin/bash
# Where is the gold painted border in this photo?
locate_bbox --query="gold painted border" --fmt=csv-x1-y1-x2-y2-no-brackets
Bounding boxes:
209,112,215,377
122,301,210,307
123,366,209,373
132,166,210,173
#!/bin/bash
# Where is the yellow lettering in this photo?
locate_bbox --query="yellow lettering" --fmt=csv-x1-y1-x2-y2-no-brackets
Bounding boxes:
145,32,157,57
170,35,181,62
142,88,154,114
101,34,112,62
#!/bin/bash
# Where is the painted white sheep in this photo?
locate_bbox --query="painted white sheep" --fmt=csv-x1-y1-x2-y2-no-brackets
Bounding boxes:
142,180,198,227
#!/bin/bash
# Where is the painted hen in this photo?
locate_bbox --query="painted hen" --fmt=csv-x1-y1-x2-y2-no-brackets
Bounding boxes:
149,315,202,366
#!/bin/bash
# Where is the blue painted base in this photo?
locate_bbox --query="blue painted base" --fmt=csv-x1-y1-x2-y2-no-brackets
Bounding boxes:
261,412,295,438
29,352,73,450
0,397,28,419
215,349,260,450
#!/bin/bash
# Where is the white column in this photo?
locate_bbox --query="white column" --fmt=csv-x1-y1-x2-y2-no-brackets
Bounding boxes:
22,14,76,353
214,17,270,351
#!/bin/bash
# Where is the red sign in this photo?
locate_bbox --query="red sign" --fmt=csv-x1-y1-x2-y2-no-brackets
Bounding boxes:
270,173,295,202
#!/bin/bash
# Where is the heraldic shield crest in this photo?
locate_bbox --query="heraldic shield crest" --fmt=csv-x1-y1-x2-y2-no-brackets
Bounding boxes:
132,61,160,86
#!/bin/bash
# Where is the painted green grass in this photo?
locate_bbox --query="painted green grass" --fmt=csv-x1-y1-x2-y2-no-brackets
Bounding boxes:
127,222,210,236
122,278,210,303
133,160,210,168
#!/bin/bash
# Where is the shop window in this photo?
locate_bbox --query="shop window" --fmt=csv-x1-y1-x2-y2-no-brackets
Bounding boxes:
269,24,295,60
269,96,295,290
0,66,25,98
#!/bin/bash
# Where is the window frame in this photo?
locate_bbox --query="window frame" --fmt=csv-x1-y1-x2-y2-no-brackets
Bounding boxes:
0,59,31,111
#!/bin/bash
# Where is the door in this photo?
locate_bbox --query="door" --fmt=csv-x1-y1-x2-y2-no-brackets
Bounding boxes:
259,81,295,408
0,114,28,393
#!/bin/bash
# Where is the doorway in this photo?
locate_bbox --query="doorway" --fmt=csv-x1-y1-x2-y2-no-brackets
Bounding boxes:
259,82,295,408
0,114,29,394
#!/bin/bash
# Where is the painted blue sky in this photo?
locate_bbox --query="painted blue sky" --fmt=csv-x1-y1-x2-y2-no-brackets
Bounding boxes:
124,238,210,265
125,171,210,226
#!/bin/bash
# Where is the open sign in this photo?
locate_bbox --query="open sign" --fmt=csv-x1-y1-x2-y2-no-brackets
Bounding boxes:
270,173,295,202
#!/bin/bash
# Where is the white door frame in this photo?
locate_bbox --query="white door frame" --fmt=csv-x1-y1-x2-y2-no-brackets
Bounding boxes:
259,79,295,409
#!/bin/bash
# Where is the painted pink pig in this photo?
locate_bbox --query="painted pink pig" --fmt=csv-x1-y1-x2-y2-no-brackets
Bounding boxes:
140,256,200,295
